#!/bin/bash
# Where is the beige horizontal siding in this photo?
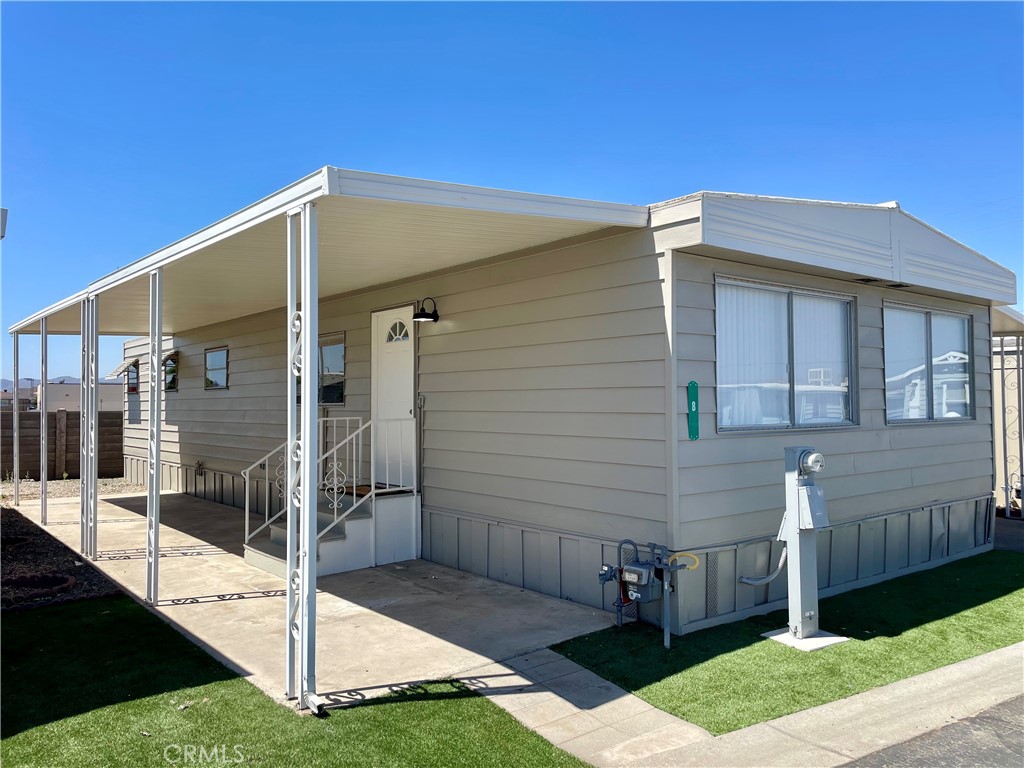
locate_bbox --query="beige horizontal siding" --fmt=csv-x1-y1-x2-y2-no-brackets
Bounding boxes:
674,251,995,548
124,227,670,541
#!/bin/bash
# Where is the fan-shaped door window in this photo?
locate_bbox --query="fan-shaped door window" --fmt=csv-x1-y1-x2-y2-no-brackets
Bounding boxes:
386,320,410,343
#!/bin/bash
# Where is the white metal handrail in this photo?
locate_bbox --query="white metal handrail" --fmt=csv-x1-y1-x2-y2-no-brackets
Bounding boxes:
316,417,417,541
317,420,372,541
243,416,417,550
241,439,288,545
373,417,417,493
242,416,364,547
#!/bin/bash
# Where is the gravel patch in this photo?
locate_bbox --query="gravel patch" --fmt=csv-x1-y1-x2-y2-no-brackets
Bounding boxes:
0,477,144,503
1,507,122,610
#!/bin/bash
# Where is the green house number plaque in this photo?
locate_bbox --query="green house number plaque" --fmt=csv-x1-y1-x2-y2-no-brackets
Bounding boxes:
686,381,699,440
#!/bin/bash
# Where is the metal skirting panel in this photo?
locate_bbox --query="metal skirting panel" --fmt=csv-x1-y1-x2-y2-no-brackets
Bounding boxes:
422,507,620,611
123,456,248,511
678,495,994,632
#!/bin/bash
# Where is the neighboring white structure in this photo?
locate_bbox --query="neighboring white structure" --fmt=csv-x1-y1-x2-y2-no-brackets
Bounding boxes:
35,381,122,412
993,307,1024,517
8,168,1017,706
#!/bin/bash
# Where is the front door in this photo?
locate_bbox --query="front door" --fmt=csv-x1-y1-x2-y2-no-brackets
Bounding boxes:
371,306,416,489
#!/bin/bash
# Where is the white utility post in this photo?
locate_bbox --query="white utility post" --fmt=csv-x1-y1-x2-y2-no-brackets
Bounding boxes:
284,209,300,700
146,269,163,605
782,446,824,638
12,331,19,506
39,317,48,525
761,446,847,651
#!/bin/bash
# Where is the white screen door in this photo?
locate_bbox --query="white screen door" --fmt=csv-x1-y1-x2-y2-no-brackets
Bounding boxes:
371,306,416,489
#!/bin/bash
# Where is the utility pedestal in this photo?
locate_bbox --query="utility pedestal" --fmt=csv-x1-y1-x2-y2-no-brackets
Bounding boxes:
763,446,849,652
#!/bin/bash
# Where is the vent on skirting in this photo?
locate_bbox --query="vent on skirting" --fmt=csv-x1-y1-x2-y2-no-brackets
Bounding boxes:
705,551,720,617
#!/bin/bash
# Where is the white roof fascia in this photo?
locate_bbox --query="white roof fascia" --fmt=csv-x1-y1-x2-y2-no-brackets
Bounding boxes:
326,167,650,227
9,288,89,335
650,190,900,213
895,207,1013,280
689,191,1015,305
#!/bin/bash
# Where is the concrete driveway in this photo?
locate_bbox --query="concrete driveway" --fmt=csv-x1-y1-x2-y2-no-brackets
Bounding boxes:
17,493,613,704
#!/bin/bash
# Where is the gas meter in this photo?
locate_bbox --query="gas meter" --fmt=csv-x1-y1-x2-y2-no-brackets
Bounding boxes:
620,562,661,603
598,540,700,649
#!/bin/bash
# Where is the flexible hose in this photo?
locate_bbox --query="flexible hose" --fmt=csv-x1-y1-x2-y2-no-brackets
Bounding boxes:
738,546,788,586
667,551,700,570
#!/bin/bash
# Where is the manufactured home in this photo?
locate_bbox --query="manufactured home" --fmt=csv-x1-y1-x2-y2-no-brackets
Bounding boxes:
10,168,1017,644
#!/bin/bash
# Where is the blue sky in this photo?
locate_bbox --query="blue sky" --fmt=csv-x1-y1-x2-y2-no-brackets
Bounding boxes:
2,1,1022,379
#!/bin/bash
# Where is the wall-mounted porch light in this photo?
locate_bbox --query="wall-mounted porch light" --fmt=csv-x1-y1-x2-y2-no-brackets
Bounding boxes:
413,297,439,323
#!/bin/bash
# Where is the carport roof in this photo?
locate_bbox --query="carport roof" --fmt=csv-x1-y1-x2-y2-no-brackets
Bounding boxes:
9,167,650,336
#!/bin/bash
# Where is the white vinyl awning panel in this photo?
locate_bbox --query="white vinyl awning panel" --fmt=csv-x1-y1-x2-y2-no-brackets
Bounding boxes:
10,167,649,336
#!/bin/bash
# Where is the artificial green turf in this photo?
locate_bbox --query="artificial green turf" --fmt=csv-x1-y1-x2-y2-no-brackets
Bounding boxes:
1,596,586,768
554,550,1024,736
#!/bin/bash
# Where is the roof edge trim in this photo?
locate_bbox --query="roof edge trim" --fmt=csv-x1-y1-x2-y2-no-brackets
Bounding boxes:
9,289,89,335
651,190,899,212
326,167,650,227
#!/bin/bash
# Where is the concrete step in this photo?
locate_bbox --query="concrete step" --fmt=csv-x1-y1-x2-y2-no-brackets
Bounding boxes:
270,511,348,546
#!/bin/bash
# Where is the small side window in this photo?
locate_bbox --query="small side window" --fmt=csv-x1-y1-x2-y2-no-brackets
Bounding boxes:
126,363,139,395
164,352,179,393
319,333,345,405
205,347,228,390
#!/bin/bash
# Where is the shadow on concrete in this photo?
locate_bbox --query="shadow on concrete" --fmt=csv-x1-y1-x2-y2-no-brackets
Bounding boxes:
102,493,247,557
321,678,486,709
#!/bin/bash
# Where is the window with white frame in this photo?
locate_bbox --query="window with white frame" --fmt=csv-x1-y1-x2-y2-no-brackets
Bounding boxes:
204,347,228,390
883,306,972,422
715,279,854,429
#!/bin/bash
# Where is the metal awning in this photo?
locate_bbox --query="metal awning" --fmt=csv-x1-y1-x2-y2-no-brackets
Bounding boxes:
994,306,1024,336
108,358,138,378
9,167,649,336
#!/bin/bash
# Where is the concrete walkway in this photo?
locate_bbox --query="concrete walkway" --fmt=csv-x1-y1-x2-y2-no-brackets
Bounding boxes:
461,643,1023,768
16,494,1024,768
15,494,613,703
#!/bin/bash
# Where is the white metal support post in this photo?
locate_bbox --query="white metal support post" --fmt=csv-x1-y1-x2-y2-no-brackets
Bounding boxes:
12,331,19,506
146,269,163,605
298,202,322,712
86,297,99,559
284,210,301,699
80,301,89,554
39,317,48,525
